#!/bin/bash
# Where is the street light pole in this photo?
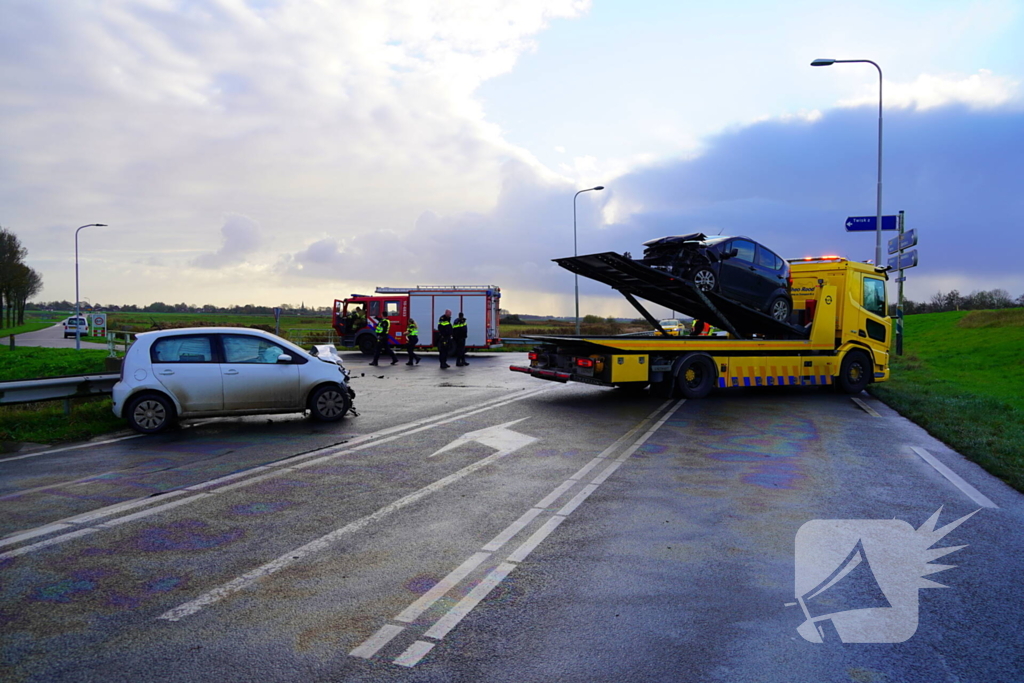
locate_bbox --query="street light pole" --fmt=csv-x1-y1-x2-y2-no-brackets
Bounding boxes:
811,58,884,266
573,186,604,335
74,223,106,350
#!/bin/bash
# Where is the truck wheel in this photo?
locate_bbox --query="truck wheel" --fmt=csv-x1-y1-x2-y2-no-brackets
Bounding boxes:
309,384,350,421
837,350,872,394
691,268,717,292
676,354,715,399
769,296,791,322
127,393,176,434
356,334,376,355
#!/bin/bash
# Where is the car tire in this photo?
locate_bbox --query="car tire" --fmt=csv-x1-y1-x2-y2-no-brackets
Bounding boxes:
309,384,350,421
356,334,376,356
126,393,176,434
675,354,715,399
691,267,717,292
837,350,872,394
768,296,791,322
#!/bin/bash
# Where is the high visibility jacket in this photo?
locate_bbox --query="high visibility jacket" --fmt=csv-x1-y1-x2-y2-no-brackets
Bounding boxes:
453,318,467,340
375,319,391,335
408,322,418,337
437,317,452,341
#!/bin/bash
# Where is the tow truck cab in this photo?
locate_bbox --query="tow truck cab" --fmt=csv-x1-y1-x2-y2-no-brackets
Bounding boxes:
512,258,890,398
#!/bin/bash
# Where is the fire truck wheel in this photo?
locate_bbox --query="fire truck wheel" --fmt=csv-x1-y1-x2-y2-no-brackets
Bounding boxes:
838,350,872,394
676,354,715,399
356,334,376,355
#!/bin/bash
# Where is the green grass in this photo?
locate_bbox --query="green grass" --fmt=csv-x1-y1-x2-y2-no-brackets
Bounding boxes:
868,308,1024,492
0,322,54,337
0,346,112,381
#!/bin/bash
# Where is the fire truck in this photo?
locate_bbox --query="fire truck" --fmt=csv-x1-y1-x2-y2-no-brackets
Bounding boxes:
511,254,890,398
332,285,502,355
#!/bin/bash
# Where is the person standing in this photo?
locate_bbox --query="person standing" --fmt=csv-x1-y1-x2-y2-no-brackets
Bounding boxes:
369,314,398,365
405,318,422,365
437,309,453,369
452,312,469,366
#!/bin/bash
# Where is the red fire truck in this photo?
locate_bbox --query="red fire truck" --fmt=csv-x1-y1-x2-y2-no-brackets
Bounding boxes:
332,285,503,355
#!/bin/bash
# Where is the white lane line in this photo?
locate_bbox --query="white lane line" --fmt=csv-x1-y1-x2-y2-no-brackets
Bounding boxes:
3,387,552,559
910,446,999,509
851,397,882,417
394,640,436,668
506,515,566,564
0,523,75,548
159,443,531,622
349,625,405,659
422,562,517,641
356,398,687,667
0,433,146,462
395,552,493,623
0,527,101,559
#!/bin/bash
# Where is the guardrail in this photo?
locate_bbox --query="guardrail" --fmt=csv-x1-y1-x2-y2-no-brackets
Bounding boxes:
0,374,120,414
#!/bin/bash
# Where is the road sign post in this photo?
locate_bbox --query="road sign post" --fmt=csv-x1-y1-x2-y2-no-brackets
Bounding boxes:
896,212,904,356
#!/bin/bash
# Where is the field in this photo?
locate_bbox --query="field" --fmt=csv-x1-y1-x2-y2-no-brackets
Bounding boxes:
869,308,1024,492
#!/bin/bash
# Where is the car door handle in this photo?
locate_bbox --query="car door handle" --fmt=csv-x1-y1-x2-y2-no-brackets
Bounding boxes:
157,369,175,375
748,266,756,271
858,330,867,338
223,369,240,375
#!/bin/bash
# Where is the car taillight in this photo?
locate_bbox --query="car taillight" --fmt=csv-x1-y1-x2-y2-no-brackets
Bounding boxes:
575,357,595,369
528,351,538,360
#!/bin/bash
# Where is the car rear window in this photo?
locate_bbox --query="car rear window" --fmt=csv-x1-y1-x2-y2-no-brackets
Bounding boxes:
756,246,784,271
152,336,214,363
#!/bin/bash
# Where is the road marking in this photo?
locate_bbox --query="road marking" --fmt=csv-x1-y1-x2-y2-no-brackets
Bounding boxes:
428,418,531,458
0,433,146,462
910,446,998,509
348,398,687,667
422,562,518,641
349,625,405,659
394,640,436,668
160,424,538,622
1,387,552,560
395,552,493,623
851,397,881,417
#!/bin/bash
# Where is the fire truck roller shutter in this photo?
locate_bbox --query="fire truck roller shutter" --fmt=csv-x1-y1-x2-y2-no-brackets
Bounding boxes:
461,295,488,347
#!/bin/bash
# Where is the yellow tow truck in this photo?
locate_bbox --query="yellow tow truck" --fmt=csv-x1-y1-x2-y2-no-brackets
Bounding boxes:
510,256,890,398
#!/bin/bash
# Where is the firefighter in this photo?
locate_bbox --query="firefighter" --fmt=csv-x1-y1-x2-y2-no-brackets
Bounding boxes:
369,314,398,365
690,320,709,337
405,318,422,365
437,309,453,369
453,312,469,366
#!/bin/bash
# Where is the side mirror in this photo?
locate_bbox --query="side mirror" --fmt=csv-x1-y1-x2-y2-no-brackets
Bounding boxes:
277,353,293,363
720,248,738,260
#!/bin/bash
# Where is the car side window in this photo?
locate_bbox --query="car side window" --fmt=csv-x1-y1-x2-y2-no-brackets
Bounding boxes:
863,277,886,317
222,335,288,364
151,336,214,363
756,246,780,270
733,240,755,263
367,301,380,318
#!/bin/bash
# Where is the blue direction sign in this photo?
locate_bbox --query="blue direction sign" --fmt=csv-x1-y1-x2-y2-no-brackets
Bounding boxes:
898,249,918,270
887,255,899,271
846,215,898,232
899,229,917,250
888,236,900,255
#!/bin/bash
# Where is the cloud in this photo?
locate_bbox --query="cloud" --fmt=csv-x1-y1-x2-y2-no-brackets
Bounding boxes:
192,213,262,268
839,70,1021,111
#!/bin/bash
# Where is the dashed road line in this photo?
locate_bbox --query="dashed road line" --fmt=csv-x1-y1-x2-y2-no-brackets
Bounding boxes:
347,398,686,668
910,446,998,509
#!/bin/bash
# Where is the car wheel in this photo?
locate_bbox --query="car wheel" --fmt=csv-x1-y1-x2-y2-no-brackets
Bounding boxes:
309,384,350,421
126,393,176,434
837,350,872,394
691,267,717,292
356,334,376,356
676,354,715,399
769,296,791,322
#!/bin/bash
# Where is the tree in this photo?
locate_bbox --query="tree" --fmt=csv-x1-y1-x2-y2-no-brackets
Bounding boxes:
0,226,29,328
7,263,43,325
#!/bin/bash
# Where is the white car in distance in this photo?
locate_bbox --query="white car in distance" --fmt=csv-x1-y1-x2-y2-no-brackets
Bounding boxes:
112,328,354,433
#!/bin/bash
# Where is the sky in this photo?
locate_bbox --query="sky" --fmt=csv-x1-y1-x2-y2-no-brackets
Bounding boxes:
1,0,1022,317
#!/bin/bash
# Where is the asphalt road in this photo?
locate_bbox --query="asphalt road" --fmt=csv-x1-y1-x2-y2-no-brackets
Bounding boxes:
1,352,1022,682
1,322,109,350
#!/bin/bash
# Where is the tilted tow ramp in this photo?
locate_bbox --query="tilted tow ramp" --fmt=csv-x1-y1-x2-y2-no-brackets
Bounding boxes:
553,252,809,340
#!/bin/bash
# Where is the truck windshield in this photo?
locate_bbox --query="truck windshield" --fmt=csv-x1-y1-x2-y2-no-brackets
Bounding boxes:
863,277,886,317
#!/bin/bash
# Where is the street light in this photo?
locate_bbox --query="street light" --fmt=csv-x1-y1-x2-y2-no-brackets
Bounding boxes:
74,223,106,350
573,185,604,335
811,57,884,266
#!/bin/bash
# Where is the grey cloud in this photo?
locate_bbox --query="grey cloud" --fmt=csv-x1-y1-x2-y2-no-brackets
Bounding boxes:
192,214,262,268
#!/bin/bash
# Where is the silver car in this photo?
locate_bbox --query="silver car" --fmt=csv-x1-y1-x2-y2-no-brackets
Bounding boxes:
112,327,354,433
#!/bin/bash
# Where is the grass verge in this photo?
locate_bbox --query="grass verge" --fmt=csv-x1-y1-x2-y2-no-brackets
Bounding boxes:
0,397,126,447
868,309,1024,493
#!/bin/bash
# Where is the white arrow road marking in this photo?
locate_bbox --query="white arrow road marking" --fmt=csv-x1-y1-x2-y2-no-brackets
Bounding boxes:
159,421,537,622
428,418,534,458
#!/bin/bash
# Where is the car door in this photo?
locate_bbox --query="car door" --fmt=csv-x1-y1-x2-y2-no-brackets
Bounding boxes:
219,334,300,411
859,275,889,345
752,245,788,310
150,334,223,413
718,239,760,305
